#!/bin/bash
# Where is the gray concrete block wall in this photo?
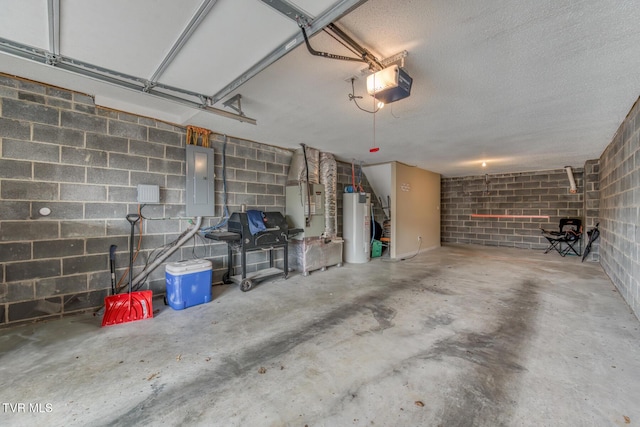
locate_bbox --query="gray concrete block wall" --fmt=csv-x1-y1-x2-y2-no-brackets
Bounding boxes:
0,75,292,326
582,159,600,262
441,170,585,249
598,97,640,320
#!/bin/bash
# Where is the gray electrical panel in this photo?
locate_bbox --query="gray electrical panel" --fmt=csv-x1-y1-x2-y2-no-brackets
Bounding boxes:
286,183,325,239
186,144,215,216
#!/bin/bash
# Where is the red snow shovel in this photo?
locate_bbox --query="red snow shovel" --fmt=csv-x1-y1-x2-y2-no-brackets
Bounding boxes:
102,214,153,327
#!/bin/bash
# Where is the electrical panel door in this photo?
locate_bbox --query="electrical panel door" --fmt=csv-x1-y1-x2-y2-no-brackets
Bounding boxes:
186,144,214,216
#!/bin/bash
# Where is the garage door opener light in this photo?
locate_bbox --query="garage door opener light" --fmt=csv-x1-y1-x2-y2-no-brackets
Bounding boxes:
366,64,413,105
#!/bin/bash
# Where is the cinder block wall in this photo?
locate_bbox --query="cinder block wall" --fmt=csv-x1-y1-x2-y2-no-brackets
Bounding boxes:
0,75,292,326
441,170,584,249
599,96,640,319
211,135,292,282
582,159,600,262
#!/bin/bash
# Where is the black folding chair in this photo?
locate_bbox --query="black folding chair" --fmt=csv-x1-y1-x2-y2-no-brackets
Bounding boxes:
582,222,600,262
541,218,583,257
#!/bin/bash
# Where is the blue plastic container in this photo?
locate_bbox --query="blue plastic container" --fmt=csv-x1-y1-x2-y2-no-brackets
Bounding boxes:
165,259,212,310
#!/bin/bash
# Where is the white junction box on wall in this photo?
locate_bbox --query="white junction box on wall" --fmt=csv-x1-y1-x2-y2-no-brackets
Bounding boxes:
137,184,160,204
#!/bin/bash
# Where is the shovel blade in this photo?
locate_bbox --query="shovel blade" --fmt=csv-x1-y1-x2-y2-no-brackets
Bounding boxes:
101,291,153,327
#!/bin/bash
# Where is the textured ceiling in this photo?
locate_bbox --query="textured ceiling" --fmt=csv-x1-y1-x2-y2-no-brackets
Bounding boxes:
1,0,640,177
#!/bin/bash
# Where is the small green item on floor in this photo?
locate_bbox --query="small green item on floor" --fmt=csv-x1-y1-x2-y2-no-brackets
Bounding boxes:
371,240,383,258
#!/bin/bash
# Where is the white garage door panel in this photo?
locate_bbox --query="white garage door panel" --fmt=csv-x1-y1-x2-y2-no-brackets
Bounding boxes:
0,0,49,50
59,0,203,78
157,0,296,95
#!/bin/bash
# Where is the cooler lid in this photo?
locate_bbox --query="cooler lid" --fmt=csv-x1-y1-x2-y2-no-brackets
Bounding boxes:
166,259,212,274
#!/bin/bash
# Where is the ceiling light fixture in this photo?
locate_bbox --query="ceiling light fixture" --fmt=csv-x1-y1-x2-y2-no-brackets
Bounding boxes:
298,20,411,114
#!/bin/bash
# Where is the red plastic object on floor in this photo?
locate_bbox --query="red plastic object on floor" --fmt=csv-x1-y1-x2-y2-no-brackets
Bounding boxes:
102,213,153,327
102,291,153,326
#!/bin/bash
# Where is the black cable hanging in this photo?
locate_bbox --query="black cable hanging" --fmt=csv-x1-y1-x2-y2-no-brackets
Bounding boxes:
348,77,381,114
300,143,312,227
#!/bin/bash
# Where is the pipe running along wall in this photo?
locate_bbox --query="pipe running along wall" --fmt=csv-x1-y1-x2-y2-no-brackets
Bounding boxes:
131,216,203,288
565,166,577,193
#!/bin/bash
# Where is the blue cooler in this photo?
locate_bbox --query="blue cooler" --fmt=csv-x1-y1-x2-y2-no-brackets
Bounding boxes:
165,259,212,310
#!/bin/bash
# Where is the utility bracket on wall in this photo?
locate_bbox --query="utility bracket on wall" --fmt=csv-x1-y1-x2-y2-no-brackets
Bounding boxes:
380,50,408,68
142,81,156,93
358,50,408,77
223,94,246,116
45,53,60,66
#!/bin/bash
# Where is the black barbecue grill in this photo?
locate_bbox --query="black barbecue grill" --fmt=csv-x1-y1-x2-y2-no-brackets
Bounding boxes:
205,211,301,291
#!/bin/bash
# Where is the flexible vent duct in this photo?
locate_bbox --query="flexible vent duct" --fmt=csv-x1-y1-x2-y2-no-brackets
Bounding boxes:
320,152,337,238
565,166,577,194
287,146,320,184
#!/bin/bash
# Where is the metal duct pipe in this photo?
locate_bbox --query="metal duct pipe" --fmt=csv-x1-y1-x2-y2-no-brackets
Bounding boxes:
320,152,337,238
287,146,320,184
131,216,203,288
565,166,577,194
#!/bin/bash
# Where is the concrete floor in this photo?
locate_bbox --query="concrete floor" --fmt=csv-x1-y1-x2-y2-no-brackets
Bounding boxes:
1,244,639,427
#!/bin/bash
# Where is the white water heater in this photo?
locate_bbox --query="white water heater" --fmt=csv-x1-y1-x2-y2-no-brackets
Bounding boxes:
343,192,371,263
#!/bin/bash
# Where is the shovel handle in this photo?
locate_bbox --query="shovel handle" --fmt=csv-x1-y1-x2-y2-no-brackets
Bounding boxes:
109,244,117,295
126,214,140,225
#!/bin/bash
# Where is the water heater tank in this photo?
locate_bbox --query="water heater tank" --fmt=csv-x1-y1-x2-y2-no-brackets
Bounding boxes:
343,192,371,263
